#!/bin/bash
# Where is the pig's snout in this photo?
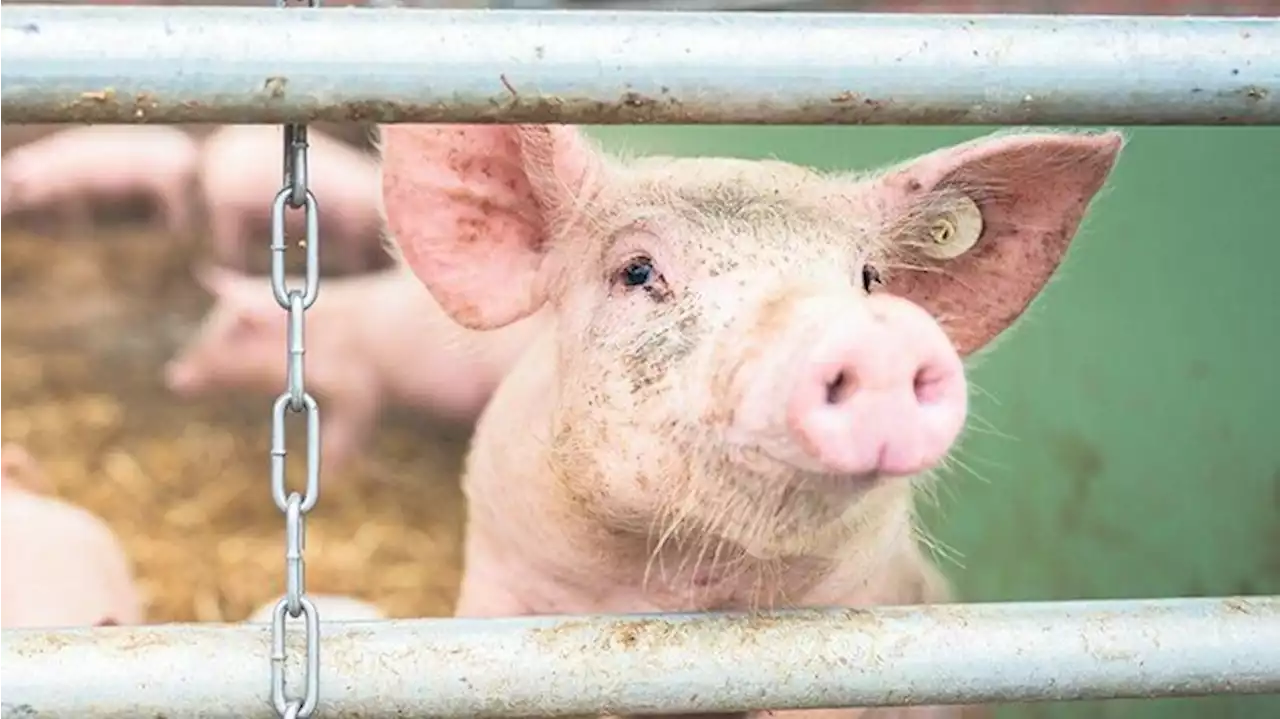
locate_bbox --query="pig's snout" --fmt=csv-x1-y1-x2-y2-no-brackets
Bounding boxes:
785,295,967,478
163,359,202,396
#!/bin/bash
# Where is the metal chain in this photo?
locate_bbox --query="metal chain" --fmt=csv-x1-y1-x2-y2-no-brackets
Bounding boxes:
269,2,322,718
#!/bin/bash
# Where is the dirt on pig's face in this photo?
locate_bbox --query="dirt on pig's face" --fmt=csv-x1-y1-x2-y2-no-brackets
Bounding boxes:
541,158,921,560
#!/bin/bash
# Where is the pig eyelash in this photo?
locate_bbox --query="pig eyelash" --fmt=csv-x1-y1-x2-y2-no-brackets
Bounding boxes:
860,264,883,294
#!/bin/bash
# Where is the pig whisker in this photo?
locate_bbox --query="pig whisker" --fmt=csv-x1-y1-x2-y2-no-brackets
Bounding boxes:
943,452,995,487
959,420,1017,441
734,480,810,611
919,457,962,507
704,536,734,603
682,480,772,601
930,458,975,509
912,469,945,509
774,561,804,612
644,484,699,591
914,519,966,571
755,551,799,613
683,493,732,590
748,561,772,613
955,446,1011,475
883,259,947,277
967,381,1004,407
964,398,1019,445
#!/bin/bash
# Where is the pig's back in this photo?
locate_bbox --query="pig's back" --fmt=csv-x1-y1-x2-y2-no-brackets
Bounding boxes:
0,490,143,628
200,125,374,206
199,126,284,200
44,126,196,171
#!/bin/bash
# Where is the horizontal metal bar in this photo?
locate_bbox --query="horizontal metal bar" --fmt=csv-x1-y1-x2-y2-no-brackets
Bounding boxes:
3,596,1278,718
2,6,1278,125
517,0,832,8
558,0,897,10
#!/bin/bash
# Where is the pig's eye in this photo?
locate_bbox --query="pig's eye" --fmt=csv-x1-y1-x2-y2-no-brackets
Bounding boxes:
614,254,671,301
860,264,882,293
620,256,656,288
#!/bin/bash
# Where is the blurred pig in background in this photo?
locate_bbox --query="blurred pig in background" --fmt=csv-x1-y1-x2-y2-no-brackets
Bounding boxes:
163,264,547,477
198,124,388,273
1,125,200,238
1,444,145,629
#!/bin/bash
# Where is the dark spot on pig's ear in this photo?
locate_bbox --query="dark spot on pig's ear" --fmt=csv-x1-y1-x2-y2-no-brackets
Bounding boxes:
95,617,119,626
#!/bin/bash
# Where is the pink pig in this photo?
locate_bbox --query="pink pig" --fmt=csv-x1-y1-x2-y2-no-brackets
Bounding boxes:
198,124,386,272
1,444,144,629
163,264,545,476
0,125,199,235
378,124,1122,719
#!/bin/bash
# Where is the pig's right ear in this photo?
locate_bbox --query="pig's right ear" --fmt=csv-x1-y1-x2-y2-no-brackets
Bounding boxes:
379,124,604,330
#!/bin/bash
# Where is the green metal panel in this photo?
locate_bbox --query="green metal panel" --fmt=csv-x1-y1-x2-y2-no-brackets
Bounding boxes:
584,125,1280,717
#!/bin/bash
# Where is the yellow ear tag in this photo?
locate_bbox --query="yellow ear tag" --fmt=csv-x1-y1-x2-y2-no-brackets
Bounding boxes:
920,195,982,260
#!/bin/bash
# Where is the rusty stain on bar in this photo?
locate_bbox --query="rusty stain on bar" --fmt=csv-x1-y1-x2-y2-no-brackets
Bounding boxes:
2,596,1279,718
1,6,1278,125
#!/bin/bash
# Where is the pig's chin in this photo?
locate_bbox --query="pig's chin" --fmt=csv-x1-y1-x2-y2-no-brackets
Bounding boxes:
698,443,905,561
720,435,889,487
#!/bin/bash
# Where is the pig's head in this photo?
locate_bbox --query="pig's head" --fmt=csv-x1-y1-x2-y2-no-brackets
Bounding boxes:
380,125,1122,560
164,266,287,397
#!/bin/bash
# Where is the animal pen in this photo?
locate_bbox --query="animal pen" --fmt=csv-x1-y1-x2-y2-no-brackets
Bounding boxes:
1,1,1279,718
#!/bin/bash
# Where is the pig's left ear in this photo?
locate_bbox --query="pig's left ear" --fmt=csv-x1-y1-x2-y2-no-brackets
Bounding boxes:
869,130,1124,356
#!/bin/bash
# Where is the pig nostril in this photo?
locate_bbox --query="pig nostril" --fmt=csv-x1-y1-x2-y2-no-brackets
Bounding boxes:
913,367,940,404
825,369,855,405
824,371,845,405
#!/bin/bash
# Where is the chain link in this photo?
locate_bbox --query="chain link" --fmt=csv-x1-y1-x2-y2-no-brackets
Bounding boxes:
270,2,322,718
